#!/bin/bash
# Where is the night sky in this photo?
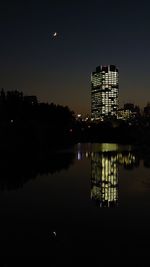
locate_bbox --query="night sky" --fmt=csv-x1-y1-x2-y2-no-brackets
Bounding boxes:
0,0,150,115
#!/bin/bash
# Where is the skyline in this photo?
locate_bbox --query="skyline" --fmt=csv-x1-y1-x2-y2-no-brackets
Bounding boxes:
1,0,150,115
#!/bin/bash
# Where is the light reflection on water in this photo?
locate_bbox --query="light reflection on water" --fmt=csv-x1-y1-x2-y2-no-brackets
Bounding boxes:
76,143,137,208
91,152,118,208
1,143,150,265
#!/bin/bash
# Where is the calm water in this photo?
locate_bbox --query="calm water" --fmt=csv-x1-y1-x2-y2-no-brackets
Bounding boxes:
1,143,150,266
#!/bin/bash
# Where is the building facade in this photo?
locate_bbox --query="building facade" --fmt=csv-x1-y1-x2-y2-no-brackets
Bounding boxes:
117,103,140,120
91,65,119,120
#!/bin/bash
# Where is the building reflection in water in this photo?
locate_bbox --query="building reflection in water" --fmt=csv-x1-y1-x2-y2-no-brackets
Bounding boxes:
91,153,118,207
91,151,137,207
76,143,137,208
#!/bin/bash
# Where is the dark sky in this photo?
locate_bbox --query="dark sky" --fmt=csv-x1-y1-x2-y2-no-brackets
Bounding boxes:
0,0,150,114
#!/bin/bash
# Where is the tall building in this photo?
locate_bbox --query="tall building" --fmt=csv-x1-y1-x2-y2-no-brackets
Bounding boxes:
91,65,119,120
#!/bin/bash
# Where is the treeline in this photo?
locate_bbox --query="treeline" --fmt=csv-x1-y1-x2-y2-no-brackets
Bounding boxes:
0,89,76,149
0,89,74,126
1,89,150,148
75,118,150,146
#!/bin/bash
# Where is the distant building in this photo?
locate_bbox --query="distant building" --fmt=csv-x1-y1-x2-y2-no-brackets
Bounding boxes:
24,96,38,105
124,103,134,111
117,108,132,120
91,65,119,120
117,103,140,120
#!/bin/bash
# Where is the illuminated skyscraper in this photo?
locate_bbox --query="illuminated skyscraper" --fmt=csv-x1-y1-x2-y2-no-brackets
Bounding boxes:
91,65,119,120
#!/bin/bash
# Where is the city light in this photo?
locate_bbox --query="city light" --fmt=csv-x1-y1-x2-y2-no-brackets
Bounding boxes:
91,65,119,120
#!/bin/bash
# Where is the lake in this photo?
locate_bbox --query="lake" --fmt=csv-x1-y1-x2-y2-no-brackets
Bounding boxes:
1,143,150,266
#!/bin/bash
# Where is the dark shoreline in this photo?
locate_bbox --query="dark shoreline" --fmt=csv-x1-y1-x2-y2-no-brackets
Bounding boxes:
0,122,150,150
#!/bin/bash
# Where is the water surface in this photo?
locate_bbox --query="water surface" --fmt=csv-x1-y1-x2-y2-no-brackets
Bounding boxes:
1,143,150,266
